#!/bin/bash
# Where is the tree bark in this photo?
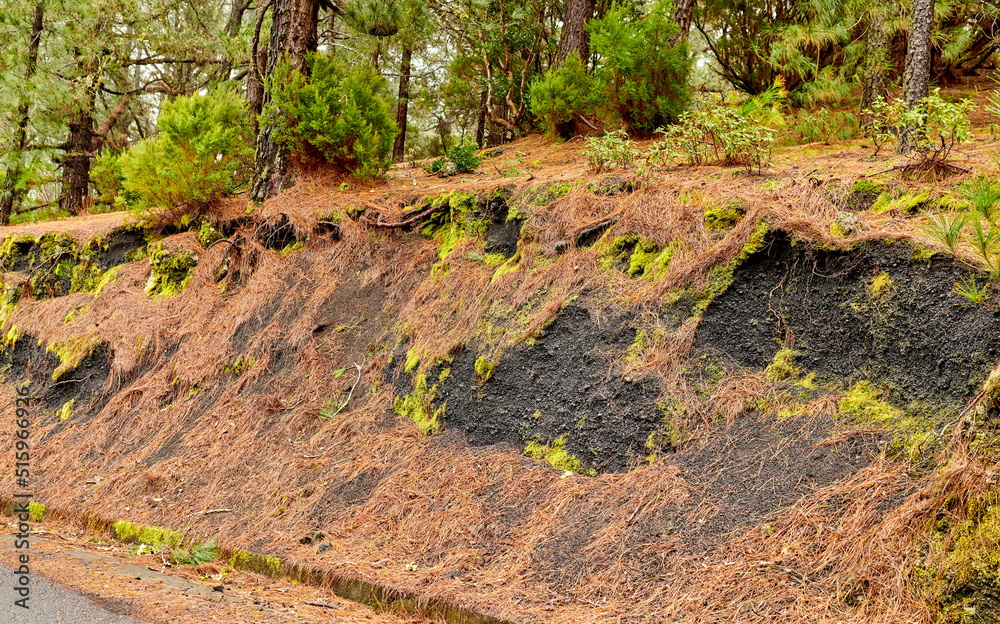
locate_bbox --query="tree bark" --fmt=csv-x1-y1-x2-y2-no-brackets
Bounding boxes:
670,0,694,45
251,0,320,203
58,99,97,216
860,13,889,135
897,0,934,154
476,90,487,148
556,0,596,64
0,3,44,225
392,46,412,162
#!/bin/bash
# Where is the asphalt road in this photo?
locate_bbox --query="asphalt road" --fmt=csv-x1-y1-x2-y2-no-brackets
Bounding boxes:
0,564,143,623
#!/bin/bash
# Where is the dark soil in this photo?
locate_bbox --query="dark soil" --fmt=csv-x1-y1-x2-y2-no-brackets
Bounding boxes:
96,228,147,270
436,304,663,473
696,232,1000,410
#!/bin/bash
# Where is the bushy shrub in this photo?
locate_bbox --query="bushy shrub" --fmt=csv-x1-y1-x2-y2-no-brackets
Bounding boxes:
583,130,639,172
650,104,776,174
119,88,251,225
446,142,481,173
266,53,397,179
529,55,601,137
588,1,692,136
862,89,973,162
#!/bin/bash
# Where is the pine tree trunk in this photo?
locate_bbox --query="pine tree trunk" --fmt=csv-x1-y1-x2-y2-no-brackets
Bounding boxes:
897,0,934,154
251,0,320,203
392,46,412,162
58,106,96,216
860,14,889,135
556,0,596,64
0,4,44,225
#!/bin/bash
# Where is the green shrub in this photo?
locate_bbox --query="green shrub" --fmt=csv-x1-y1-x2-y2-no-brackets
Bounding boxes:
862,90,973,162
529,55,601,137
266,53,397,179
119,89,250,226
447,142,481,174
588,1,692,136
651,104,776,174
583,130,639,172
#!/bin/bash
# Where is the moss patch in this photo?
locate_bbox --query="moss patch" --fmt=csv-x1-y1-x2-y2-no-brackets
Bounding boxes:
765,349,801,382
474,355,496,381
393,374,444,435
145,243,197,297
524,435,594,475
704,200,746,229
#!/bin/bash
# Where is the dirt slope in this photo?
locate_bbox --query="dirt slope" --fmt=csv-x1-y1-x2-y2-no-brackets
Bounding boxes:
1,133,1000,624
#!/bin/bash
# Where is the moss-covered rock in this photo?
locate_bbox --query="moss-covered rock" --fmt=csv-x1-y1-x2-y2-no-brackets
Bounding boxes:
145,243,198,297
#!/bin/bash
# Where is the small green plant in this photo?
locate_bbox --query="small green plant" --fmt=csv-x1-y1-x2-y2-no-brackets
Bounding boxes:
958,177,1000,221
425,156,446,174
955,274,990,304
266,53,397,179
171,540,219,566
863,90,973,170
651,102,776,174
583,130,639,173
920,209,965,256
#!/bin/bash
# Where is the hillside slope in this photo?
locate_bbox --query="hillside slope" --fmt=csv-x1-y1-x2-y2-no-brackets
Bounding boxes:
3,133,1000,623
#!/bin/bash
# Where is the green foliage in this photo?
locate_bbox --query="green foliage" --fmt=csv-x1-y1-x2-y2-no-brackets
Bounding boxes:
863,90,973,164
583,130,639,173
393,374,444,435
27,501,46,522
474,355,495,381
446,142,481,174
266,54,397,179
955,274,990,305
587,1,692,136
765,349,800,382
119,89,250,226
529,55,601,137
652,103,776,174
171,540,219,566
789,108,859,144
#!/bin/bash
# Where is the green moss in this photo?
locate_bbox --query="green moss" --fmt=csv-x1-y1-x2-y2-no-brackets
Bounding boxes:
912,245,937,262
3,324,22,350
57,399,73,421
27,501,46,523
474,355,496,381
516,181,573,208
853,179,884,195
404,350,420,374
524,435,594,475
829,221,848,237
145,243,197,297
839,380,901,425
0,234,37,270
197,220,223,247
393,374,444,435
228,549,282,576
871,189,930,214
869,271,893,300
704,201,746,229
224,354,255,376
738,220,770,261
46,334,101,382
112,520,183,548
765,349,801,382
797,372,818,390
279,240,305,256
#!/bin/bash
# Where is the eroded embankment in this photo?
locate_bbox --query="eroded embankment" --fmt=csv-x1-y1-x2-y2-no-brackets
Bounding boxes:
0,175,999,623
